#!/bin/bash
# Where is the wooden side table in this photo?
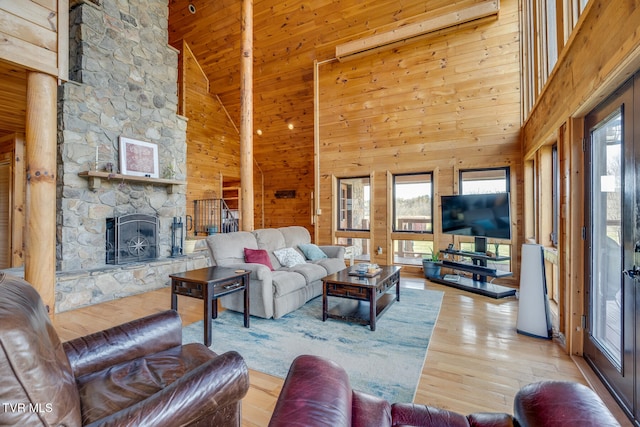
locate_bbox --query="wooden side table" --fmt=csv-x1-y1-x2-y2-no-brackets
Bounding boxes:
170,266,250,346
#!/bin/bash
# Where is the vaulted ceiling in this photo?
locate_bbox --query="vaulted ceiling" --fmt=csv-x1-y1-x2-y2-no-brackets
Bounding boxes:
0,0,483,160
167,0,470,171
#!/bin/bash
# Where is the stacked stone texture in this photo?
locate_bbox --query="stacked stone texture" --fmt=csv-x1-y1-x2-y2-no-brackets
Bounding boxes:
56,0,189,310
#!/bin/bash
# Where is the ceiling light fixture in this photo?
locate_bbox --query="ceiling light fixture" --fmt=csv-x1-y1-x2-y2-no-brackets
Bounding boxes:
288,123,294,130
188,4,196,14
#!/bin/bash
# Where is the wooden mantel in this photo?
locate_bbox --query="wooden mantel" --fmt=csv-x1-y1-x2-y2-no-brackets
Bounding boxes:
78,171,186,193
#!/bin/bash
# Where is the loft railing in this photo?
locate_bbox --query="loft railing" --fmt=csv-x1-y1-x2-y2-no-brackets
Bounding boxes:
189,199,239,236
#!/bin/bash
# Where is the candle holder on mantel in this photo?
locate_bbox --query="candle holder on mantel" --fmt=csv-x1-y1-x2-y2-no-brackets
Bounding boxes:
171,217,184,257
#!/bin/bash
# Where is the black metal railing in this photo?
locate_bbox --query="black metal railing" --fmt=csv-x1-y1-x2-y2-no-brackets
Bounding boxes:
188,199,239,236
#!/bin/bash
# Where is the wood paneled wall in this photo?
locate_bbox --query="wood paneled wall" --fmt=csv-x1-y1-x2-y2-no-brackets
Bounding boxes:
0,0,68,80
169,1,515,238
176,41,242,215
521,0,640,354
522,1,640,155
316,0,521,273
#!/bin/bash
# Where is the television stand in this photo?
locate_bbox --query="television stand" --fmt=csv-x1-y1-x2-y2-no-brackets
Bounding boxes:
430,249,516,299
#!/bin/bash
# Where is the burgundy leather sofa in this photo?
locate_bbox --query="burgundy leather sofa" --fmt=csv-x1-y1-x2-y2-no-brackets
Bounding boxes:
0,273,249,426
269,354,621,427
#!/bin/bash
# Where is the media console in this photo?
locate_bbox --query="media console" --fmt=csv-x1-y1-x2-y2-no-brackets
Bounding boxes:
430,249,516,299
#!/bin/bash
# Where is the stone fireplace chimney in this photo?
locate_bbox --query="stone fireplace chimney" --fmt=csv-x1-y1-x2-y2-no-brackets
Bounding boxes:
58,0,186,272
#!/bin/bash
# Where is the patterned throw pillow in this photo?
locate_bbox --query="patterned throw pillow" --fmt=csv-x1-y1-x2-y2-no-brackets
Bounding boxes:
298,243,328,261
273,247,307,268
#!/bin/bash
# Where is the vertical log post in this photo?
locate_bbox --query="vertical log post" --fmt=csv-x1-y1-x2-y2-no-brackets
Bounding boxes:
240,0,254,231
25,72,57,313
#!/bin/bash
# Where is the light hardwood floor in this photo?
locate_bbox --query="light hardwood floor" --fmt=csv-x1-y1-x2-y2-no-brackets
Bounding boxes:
52,275,631,427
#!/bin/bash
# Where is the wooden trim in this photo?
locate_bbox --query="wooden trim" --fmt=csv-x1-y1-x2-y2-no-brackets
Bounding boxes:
57,0,68,81
336,0,500,62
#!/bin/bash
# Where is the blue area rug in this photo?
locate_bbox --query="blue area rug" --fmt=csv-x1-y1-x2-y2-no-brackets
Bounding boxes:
182,287,443,403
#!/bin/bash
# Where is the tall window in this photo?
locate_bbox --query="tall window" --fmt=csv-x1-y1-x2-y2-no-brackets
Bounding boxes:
337,176,370,231
393,172,433,233
460,168,510,194
551,144,559,246
459,167,511,266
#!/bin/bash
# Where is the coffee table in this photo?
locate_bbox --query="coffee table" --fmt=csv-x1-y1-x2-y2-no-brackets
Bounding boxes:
322,265,401,331
170,266,250,346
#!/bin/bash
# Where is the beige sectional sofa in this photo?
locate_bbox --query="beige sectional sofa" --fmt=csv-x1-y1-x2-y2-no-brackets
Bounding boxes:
206,226,346,319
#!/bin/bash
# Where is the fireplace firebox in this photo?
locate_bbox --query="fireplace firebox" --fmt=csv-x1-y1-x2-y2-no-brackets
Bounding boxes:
106,214,159,264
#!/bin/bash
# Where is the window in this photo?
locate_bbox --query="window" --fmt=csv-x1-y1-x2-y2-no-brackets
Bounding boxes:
393,172,433,233
460,167,510,194
459,168,511,262
551,144,559,246
337,176,370,231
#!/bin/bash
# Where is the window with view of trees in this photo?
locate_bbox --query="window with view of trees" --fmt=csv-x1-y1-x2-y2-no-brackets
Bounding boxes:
337,176,370,231
392,172,433,265
393,173,433,233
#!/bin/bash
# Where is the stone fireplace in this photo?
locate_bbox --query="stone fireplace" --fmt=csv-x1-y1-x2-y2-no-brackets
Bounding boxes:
54,0,209,312
106,214,159,264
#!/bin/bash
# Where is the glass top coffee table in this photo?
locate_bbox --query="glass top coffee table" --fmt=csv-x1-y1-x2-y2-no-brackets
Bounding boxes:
322,265,401,331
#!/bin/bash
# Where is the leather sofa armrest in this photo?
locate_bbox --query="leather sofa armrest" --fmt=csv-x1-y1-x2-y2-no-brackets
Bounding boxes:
353,390,392,427
63,310,182,378
319,245,345,259
85,351,249,427
269,355,353,427
513,381,620,427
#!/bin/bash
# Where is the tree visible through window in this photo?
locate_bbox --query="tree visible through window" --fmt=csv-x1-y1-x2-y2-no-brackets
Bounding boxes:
393,173,433,233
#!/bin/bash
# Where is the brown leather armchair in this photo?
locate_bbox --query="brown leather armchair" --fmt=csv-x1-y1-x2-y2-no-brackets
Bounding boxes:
269,355,621,427
0,273,250,426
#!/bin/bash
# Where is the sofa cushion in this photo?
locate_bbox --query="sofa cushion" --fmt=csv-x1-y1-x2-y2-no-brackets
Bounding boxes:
244,248,274,270
274,247,307,268
314,257,348,275
75,343,215,424
288,262,328,284
271,271,307,296
279,226,312,248
254,228,287,251
299,243,328,261
207,231,258,266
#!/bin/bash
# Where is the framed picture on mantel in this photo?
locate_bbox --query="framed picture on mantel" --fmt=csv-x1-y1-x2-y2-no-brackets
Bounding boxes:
119,136,159,178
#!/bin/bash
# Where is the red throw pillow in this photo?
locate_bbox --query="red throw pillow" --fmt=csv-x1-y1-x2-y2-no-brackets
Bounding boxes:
244,248,274,270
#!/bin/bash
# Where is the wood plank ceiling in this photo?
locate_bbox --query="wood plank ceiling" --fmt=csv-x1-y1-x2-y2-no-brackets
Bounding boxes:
0,61,27,137
0,0,493,177
167,0,473,172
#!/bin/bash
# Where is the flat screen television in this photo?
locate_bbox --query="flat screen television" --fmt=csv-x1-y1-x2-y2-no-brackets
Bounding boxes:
441,193,511,240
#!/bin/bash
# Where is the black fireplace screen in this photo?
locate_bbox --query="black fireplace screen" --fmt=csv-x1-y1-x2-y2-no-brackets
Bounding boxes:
106,214,159,264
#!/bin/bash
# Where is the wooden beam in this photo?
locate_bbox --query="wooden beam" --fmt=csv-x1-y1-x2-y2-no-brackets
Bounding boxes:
335,0,500,62
24,71,57,313
240,0,254,230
